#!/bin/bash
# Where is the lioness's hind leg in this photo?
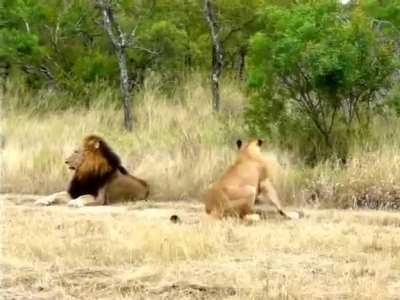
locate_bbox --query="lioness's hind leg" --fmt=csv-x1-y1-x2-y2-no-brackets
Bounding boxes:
205,185,257,219
222,185,257,202
223,185,257,218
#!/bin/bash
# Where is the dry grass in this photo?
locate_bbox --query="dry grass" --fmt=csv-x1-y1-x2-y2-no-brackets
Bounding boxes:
293,143,400,209
1,194,400,299
0,77,250,200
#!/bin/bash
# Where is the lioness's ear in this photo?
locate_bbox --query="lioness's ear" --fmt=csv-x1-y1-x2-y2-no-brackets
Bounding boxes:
236,140,242,149
257,139,263,146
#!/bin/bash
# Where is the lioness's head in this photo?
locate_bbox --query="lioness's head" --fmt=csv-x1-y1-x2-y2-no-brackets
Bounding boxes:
236,139,264,159
236,139,263,149
65,149,84,170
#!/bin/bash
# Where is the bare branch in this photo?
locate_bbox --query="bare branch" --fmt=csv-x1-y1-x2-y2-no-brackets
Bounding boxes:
131,45,159,56
222,18,255,43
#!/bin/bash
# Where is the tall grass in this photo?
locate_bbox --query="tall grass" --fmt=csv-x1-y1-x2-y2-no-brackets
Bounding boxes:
1,75,400,208
276,115,400,209
1,75,249,200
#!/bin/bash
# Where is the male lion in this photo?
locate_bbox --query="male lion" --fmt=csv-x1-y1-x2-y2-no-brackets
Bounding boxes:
35,135,149,207
203,139,301,219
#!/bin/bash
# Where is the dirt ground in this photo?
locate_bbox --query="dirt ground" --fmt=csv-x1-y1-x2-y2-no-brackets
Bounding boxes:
1,194,400,300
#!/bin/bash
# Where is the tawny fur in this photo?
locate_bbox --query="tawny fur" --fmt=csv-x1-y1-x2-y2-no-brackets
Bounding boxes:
67,135,120,199
203,139,298,219
35,135,149,207
75,144,112,181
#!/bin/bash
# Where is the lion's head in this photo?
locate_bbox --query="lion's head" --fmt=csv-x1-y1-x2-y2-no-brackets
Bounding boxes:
67,135,123,199
65,149,84,170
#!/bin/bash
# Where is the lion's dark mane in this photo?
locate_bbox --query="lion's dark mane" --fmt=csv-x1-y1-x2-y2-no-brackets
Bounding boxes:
68,172,114,199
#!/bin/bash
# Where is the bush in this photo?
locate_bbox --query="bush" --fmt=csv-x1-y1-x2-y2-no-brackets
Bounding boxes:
245,1,399,162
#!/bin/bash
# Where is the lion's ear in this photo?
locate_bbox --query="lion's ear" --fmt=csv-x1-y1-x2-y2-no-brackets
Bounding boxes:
94,141,101,149
236,140,242,149
257,139,263,147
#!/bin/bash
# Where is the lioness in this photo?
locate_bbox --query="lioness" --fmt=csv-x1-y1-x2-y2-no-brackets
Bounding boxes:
35,135,149,207
204,139,300,219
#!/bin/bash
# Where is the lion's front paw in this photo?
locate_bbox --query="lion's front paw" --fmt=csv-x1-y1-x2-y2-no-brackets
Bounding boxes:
68,199,84,208
34,195,56,206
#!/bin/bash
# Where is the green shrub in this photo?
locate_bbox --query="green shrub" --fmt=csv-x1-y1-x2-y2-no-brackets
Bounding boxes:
245,1,399,162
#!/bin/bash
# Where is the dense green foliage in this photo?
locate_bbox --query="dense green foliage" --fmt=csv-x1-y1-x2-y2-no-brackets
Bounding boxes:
245,1,399,161
1,0,399,161
0,0,266,92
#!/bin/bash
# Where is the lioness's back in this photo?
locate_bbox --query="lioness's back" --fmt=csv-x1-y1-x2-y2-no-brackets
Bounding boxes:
220,160,262,186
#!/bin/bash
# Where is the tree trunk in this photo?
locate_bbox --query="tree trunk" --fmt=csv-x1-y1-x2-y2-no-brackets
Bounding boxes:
0,60,10,92
115,48,132,131
204,0,223,112
97,0,133,131
236,46,246,81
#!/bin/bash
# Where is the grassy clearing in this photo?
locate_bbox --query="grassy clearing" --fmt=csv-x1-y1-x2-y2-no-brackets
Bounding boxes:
1,78,400,299
1,196,400,299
